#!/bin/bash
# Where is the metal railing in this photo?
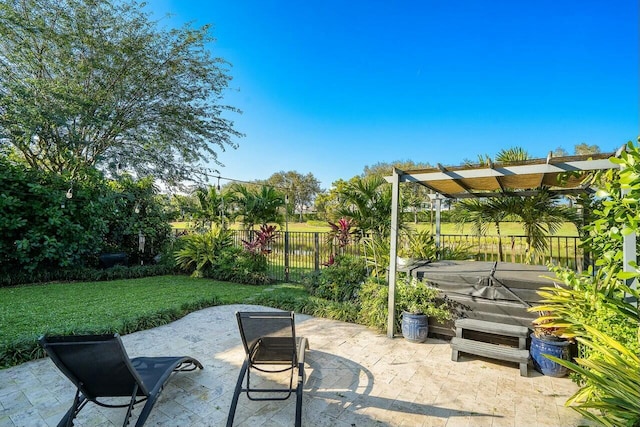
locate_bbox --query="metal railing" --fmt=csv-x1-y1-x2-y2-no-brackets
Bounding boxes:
439,234,585,271
223,230,584,282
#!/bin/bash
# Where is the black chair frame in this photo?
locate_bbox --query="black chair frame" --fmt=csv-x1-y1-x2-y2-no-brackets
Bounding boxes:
39,333,203,427
227,311,309,427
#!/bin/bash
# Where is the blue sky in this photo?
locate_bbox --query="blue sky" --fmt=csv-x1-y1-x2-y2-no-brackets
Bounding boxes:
148,0,638,189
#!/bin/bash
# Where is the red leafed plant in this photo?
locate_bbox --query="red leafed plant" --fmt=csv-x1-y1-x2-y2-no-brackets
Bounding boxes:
322,253,335,267
325,217,356,266
242,224,278,255
327,217,355,249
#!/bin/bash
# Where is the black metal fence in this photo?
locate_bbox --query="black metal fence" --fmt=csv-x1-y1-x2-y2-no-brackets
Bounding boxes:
225,230,584,283
439,234,586,271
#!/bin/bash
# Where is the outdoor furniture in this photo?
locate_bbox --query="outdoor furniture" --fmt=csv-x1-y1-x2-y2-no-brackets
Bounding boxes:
451,318,530,376
227,311,309,427
39,333,203,427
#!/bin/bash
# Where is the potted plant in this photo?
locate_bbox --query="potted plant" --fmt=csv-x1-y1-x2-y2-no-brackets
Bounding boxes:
397,277,452,343
528,313,574,377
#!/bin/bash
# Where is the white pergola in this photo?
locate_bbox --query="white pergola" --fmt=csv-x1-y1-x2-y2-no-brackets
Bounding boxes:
384,148,635,337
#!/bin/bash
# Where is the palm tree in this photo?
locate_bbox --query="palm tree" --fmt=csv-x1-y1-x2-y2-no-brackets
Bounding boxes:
515,188,580,260
335,175,395,239
451,197,515,262
495,147,531,163
192,186,230,230
230,184,285,230
452,188,580,262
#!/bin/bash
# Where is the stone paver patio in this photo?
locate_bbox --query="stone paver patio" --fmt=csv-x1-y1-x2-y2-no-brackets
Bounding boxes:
0,304,590,426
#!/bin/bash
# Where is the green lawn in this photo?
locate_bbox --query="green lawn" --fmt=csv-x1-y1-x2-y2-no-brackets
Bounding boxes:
174,221,580,236
0,275,306,367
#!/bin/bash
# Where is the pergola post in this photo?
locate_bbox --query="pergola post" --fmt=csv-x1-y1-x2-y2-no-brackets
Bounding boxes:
387,168,401,338
434,195,442,250
621,165,638,305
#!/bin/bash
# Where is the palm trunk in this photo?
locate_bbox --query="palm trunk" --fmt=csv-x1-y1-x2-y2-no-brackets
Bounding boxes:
495,222,504,262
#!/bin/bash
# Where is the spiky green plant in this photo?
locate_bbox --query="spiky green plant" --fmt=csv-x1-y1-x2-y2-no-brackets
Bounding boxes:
174,226,233,277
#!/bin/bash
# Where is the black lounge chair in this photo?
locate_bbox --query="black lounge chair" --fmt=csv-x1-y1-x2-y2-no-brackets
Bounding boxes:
227,311,309,427
39,333,203,427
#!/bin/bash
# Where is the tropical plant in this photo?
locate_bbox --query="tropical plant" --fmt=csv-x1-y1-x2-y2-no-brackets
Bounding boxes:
495,146,531,163
361,234,391,278
307,255,367,302
358,276,451,333
399,228,438,260
452,188,579,262
451,198,513,261
438,243,473,260
529,140,640,426
335,175,395,239
327,217,358,257
191,186,231,230
398,277,452,320
230,184,285,230
241,224,278,256
174,226,233,277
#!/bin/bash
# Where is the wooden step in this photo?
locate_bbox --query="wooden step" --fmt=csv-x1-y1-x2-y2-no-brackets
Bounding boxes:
451,337,529,376
455,318,529,338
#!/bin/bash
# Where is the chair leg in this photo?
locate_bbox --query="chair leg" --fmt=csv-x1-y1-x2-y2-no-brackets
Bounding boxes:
58,388,87,427
295,362,304,427
226,359,249,427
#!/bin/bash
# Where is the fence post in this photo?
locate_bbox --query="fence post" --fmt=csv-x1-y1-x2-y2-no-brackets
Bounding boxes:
314,233,320,272
284,231,290,282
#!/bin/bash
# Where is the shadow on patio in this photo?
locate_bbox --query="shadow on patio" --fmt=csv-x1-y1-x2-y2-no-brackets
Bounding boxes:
0,304,589,426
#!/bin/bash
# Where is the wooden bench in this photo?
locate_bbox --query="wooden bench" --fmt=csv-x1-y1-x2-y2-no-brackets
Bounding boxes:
451,318,530,376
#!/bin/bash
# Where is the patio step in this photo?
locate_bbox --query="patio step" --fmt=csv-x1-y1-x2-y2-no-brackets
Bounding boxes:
454,318,529,338
451,319,530,376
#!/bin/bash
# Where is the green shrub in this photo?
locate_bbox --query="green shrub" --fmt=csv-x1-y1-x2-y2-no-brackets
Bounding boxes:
248,291,359,323
174,226,233,277
0,264,175,288
530,140,640,426
438,243,472,260
359,276,452,333
400,228,437,260
0,159,174,276
358,277,391,331
311,255,367,302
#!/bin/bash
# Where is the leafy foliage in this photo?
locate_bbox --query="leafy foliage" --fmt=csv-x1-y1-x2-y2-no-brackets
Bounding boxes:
191,186,232,231
230,184,285,230
335,175,395,239
358,276,452,333
303,255,367,302
400,228,438,260
264,171,322,221
0,0,242,184
362,234,391,277
174,226,233,277
452,187,579,261
530,140,640,426
0,157,171,274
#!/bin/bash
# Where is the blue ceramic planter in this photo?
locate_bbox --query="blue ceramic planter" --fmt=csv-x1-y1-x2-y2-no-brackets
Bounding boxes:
401,312,429,343
529,333,571,377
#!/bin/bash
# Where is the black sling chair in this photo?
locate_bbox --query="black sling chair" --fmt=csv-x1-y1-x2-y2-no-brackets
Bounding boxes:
39,333,203,427
227,311,309,427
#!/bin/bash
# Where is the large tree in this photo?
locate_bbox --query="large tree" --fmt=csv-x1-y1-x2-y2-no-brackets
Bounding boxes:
0,0,242,183
264,171,321,222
